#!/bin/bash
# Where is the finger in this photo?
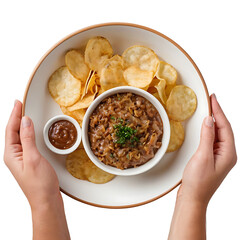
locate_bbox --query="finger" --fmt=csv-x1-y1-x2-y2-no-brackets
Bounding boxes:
20,116,40,163
211,94,237,172
198,116,215,157
211,94,234,144
5,100,22,145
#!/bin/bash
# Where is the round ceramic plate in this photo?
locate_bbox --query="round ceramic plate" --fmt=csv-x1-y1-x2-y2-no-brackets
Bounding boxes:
23,23,210,208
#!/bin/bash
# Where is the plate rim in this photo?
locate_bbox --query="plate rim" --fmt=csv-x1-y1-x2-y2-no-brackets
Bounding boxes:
22,22,211,209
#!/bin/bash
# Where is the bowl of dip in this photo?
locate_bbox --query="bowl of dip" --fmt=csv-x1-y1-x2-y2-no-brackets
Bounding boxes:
43,115,81,155
82,86,170,176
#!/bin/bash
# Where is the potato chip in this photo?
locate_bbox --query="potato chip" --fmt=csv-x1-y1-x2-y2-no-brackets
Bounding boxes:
66,150,87,180
67,93,96,111
60,105,71,115
97,87,105,96
93,83,99,94
100,55,127,91
48,66,81,106
165,83,175,98
85,36,113,72
65,50,90,83
155,78,167,104
71,109,86,126
149,77,160,88
60,106,85,127
155,61,177,85
122,45,159,74
147,86,157,94
95,74,101,86
86,72,97,94
167,120,185,152
80,70,94,99
151,92,162,102
166,85,197,121
66,149,115,184
77,141,84,149
123,66,153,89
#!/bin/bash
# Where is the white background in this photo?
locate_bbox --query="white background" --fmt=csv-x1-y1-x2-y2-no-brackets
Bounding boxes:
0,0,239,239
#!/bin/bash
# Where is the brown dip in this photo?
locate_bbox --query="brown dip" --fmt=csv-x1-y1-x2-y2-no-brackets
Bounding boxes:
48,120,77,149
88,93,163,169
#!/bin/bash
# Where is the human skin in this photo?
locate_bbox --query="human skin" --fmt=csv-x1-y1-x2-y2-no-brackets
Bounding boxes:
4,94,237,240
168,94,237,240
4,100,71,240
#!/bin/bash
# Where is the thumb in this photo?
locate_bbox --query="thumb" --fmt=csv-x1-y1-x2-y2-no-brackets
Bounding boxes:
198,116,215,155
20,116,39,160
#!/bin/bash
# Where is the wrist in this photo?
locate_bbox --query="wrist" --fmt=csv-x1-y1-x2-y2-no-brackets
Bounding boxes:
31,191,63,214
176,186,208,211
176,196,208,212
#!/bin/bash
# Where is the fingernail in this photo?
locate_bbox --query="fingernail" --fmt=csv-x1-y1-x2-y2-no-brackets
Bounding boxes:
205,116,213,127
212,93,217,100
22,116,31,128
14,99,18,107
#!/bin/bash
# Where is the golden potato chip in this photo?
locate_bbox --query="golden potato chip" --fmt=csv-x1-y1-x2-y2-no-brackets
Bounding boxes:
147,86,158,94
122,45,159,74
83,160,115,184
81,70,94,99
151,92,161,102
149,77,160,88
97,87,105,96
123,66,153,89
155,78,167,104
66,150,87,180
93,83,99,94
167,120,185,152
65,50,90,83
48,66,81,107
85,72,97,94
100,55,127,91
67,93,95,111
60,106,85,127
155,61,177,85
66,149,115,184
166,85,197,121
85,36,113,72
71,109,86,126
77,141,84,149
60,105,71,115
141,85,150,91
95,74,101,86
165,83,175,98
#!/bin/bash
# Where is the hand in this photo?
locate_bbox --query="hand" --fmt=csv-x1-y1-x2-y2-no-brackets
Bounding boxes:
4,100,61,210
179,94,237,206
168,94,237,240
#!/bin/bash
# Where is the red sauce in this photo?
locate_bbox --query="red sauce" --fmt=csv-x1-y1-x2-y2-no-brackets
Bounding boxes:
48,120,77,149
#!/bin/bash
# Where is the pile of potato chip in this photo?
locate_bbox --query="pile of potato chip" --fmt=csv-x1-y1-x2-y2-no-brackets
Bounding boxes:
66,144,114,184
48,36,197,184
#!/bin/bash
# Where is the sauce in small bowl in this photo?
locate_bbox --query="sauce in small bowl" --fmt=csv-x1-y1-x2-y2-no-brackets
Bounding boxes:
43,115,81,155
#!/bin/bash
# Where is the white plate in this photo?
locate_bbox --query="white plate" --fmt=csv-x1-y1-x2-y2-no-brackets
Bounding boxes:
23,23,210,208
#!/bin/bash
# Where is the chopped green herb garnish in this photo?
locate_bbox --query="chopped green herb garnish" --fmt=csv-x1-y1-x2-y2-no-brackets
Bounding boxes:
130,136,139,143
110,116,116,120
126,154,130,159
118,118,124,124
113,124,139,145
110,153,114,158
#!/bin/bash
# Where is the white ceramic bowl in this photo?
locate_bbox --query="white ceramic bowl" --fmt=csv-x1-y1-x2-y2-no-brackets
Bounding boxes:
82,86,170,176
23,23,210,208
43,115,81,155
